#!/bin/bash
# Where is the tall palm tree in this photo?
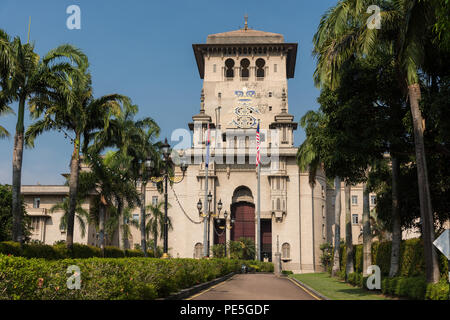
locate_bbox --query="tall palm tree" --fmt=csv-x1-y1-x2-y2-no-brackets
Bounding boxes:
2,39,86,244
297,113,321,272
297,110,344,275
145,201,172,257
25,49,128,251
313,0,440,283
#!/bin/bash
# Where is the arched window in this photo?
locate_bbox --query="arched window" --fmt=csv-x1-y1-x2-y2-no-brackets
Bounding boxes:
225,59,235,78
240,58,250,78
256,58,266,78
282,243,290,259
194,243,203,259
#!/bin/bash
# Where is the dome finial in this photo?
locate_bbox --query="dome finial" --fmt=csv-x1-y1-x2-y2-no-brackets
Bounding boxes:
244,14,248,30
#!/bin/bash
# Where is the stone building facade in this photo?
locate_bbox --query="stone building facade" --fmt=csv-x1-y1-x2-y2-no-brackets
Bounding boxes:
21,24,409,273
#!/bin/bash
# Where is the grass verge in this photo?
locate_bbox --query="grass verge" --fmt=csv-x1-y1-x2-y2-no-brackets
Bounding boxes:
290,273,392,300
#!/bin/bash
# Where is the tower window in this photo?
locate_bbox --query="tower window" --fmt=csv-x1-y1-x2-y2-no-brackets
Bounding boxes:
225,58,235,78
213,64,217,73
256,58,266,78
269,106,272,111
240,58,250,78
274,64,278,73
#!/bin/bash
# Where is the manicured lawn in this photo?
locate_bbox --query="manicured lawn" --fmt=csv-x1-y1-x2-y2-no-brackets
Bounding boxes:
290,273,391,300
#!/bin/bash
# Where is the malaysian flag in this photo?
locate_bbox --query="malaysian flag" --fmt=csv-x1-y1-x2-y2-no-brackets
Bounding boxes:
256,121,260,167
205,123,211,168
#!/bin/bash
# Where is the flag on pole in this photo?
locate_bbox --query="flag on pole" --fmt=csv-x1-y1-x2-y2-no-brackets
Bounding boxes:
205,123,211,168
256,121,261,167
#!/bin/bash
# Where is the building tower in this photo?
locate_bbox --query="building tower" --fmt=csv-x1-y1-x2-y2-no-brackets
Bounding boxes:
161,19,328,272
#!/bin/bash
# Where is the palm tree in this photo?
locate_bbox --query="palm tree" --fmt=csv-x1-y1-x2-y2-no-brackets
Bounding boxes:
297,110,345,275
25,49,128,251
49,197,89,239
0,103,12,138
146,201,172,257
297,112,321,272
313,0,440,283
77,150,140,253
89,102,160,252
0,35,86,244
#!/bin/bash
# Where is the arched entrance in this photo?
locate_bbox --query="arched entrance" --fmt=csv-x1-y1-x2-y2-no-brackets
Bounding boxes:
214,186,272,261
230,186,255,242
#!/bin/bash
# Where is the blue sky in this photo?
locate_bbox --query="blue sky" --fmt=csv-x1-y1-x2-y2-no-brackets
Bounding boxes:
0,0,337,185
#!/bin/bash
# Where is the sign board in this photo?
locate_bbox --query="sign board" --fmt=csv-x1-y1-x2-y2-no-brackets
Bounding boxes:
433,229,450,260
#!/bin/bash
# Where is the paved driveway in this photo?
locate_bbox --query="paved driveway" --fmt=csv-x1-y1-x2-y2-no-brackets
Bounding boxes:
187,273,319,300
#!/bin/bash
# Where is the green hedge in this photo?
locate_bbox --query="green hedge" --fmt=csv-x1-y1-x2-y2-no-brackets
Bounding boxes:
336,238,448,279
333,238,449,300
381,276,428,300
0,254,265,300
0,241,147,260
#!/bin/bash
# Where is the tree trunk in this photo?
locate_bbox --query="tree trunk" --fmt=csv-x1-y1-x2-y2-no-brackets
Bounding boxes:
345,182,354,277
11,96,26,243
154,233,158,258
311,183,316,272
140,181,147,256
117,198,125,250
362,182,372,276
408,83,440,283
99,204,105,256
66,135,80,251
11,132,24,243
331,177,341,277
389,156,401,277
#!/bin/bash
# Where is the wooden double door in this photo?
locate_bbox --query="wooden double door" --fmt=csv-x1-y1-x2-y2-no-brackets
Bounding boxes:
213,202,271,261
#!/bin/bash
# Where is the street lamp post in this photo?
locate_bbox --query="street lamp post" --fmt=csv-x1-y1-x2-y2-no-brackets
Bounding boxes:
140,158,154,257
204,194,223,257
223,210,228,257
155,138,188,259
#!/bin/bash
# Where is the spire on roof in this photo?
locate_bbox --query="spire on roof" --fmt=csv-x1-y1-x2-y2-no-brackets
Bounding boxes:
244,14,248,30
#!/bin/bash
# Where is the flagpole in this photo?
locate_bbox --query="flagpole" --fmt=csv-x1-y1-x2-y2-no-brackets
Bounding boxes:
256,119,261,261
203,123,210,257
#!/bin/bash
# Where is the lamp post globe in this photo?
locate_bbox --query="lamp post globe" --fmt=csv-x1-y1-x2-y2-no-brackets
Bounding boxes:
197,199,202,215
161,138,170,160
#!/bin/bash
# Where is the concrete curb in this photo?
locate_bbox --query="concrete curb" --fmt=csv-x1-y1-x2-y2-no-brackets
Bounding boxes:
162,272,235,300
288,276,330,300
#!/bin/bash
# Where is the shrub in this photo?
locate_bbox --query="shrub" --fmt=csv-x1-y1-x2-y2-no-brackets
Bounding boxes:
0,254,257,300
22,243,62,260
381,276,427,299
104,246,125,258
212,244,226,258
0,241,23,256
426,279,450,300
229,238,255,260
347,272,363,287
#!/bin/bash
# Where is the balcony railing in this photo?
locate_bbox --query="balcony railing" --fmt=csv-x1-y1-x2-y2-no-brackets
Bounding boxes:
27,208,49,216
